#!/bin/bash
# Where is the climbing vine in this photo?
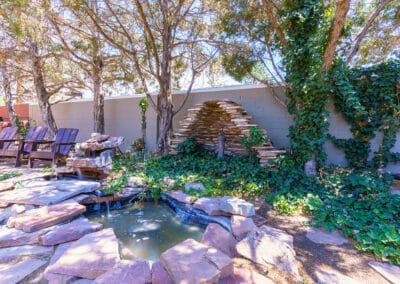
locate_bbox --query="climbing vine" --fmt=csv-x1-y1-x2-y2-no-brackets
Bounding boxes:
283,1,331,167
331,60,400,168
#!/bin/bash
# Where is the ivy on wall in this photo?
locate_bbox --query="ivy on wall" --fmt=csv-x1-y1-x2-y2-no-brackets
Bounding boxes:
331,60,400,168
283,1,331,167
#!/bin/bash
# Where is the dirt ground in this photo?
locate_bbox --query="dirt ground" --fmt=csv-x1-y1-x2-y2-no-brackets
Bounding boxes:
253,201,391,284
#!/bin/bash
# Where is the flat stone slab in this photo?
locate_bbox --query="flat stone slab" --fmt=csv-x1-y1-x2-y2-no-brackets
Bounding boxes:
0,186,81,206
219,267,274,284
236,226,298,276
46,228,120,279
7,200,86,232
44,242,79,284
160,239,233,284
51,180,100,192
193,197,224,216
315,267,361,284
0,180,99,206
94,260,151,284
369,261,400,284
0,204,34,224
0,258,47,283
201,223,237,258
40,217,103,246
0,244,53,263
231,215,257,240
219,196,255,217
166,190,194,204
151,261,173,284
0,225,53,248
306,227,348,246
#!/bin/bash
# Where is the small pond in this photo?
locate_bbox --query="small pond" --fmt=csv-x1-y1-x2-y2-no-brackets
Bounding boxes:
86,201,205,261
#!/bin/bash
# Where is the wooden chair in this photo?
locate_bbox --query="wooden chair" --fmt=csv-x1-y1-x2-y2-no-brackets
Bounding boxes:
0,126,48,167
0,126,19,164
28,128,79,168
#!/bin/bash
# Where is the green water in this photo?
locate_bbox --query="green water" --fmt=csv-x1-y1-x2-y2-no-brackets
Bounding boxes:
86,202,205,261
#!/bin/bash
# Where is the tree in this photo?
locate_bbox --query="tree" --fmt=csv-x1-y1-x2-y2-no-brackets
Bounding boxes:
78,0,219,154
50,1,125,133
0,0,82,136
219,0,397,170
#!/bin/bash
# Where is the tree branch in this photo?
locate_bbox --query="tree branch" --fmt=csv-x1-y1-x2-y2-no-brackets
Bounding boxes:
261,0,286,46
322,0,351,71
346,0,393,65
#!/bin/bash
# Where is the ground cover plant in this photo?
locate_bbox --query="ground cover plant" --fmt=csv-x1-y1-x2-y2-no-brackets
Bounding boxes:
0,172,21,181
111,147,400,265
267,156,400,265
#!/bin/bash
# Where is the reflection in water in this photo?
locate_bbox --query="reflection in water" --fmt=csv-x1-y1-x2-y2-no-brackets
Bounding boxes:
86,202,205,261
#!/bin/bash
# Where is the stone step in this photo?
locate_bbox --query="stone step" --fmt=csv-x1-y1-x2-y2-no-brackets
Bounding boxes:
45,228,120,279
0,258,47,283
7,201,86,233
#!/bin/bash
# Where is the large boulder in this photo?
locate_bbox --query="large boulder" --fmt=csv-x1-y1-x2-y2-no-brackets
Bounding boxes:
201,223,237,258
94,260,151,284
160,239,233,284
193,197,224,216
45,228,120,279
166,190,194,204
230,215,257,240
236,226,298,276
219,196,255,217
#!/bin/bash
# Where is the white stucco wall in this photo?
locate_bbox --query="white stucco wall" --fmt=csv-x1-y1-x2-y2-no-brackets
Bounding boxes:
29,84,400,173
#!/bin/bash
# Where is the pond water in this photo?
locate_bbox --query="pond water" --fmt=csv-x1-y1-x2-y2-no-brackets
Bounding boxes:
86,201,205,261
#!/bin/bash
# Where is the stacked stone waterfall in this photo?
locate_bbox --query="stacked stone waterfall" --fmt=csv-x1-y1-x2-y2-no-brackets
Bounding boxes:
169,100,285,166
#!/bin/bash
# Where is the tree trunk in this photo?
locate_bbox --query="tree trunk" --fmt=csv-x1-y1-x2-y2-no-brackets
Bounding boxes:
0,64,17,126
157,91,173,155
92,60,104,134
29,41,58,137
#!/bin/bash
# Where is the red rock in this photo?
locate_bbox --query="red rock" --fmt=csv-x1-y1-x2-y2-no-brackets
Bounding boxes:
44,242,78,284
167,190,194,204
40,217,103,246
151,261,173,284
94,260,151,284
231,216,257,240
236,227,298,276
219,267,273,284
7,200,86,233
0,258,47,283
160,239,232,284
46,228,120,279
193,197,224,215
201,223,237,258
0,225,52,248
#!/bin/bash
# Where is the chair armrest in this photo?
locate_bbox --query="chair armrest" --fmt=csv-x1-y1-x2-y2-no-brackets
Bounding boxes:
0,138,24,142
25,140,55,145
53,142,76,146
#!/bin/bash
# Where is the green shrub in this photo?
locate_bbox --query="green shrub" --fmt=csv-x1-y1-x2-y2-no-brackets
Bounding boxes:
267,161,400,264
176,138,203,155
